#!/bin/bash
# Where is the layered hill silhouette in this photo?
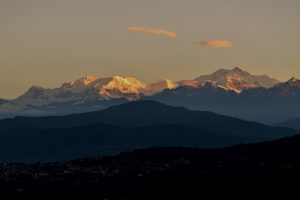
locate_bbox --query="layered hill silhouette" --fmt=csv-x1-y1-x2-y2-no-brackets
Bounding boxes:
0,101,297,162
1,101,296,138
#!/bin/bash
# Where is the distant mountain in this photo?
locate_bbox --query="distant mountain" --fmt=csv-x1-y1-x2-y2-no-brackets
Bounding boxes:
278,118,300,130
0,96,128,119
17,76,178,103
0,101,297,162
179,67,279,93
148,77,300,124
1,101,296,139
239,77,300,102
17,76,147,104
270,77,300,96
0,76,178,118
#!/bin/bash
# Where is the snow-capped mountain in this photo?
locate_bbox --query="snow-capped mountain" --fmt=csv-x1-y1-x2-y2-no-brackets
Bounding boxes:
7,67,279,108
0,76,178,118
179,67,279,93
17,76,179,105
98,76,149,99
1,67,299,122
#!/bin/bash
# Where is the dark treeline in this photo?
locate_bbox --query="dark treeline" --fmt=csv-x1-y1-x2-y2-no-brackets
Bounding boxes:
2,134,300,199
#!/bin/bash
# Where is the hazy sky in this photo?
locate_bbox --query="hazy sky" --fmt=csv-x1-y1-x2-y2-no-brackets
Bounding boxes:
1,0,300,99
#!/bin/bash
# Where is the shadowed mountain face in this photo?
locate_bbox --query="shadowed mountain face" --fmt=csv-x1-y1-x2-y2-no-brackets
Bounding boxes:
2,134,300,199
0,99,7,105
0,101,297,162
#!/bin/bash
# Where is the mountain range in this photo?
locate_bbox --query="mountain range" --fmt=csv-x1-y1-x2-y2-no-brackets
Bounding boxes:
179,67,279,92
0,101,297,162
1,67,300,124
147,77,300,124
17,75,177,103
0,75,178,118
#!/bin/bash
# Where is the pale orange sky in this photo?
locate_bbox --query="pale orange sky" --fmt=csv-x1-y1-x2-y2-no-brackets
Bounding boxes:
1,0,300,99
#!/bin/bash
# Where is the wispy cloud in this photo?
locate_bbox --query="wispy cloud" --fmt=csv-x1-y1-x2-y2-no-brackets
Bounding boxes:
128,27,177,38
199,40,232,48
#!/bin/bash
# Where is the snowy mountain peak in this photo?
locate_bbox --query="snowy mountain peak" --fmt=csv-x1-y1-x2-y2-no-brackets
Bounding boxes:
80,76,98,84
164,79,178,89
183,67,280,93
111,76,147,87
17,75,181,104
287,77,300,83
98,76,148,100
207,67,250,79
61,76,99,90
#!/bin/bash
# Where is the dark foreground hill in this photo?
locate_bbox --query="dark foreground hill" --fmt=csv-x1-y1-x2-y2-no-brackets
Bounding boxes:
0,124,251,162
2,134,300,200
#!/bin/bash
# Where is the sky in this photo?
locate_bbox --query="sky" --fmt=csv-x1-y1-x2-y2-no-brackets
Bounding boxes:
1,0,300,99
